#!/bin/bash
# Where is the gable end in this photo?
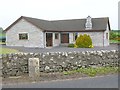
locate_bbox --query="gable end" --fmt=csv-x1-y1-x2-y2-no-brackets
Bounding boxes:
4,16,44,32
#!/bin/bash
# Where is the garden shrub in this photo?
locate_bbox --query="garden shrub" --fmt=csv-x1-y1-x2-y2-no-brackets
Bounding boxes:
75,34,93,48
110,30,120,40
115,37,120,41
68,44,74,48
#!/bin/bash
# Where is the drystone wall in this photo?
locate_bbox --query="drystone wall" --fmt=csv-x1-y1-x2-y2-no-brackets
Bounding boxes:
1,50,119,77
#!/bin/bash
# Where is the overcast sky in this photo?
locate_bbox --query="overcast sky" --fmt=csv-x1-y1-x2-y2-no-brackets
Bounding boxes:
0,0,119,30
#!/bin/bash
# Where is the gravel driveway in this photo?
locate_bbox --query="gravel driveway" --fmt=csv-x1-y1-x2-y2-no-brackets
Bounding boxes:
2,44,119,53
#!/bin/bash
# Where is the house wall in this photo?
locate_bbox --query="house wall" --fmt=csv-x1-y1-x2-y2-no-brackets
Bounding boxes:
6,19,44,48
69,32,104,46
79,32,104,46
69,29,110,47
103,24,110,46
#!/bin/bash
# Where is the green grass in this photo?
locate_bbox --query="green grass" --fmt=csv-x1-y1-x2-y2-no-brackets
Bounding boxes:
0,47,19,54
68,44,75,48
0,42,6,45
63,67,118,77
110,40,120,43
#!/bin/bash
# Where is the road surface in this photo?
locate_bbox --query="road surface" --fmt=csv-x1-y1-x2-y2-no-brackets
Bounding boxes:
2,74,119,88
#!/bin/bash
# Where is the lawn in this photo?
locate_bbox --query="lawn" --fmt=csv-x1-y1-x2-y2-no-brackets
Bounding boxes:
0,41,19,54
110,40,120,43
0,47,19,54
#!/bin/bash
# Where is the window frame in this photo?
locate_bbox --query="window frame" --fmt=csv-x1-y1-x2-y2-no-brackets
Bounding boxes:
106,33,108,39
55,33,59,39
19,33,28,40
73,33,78,41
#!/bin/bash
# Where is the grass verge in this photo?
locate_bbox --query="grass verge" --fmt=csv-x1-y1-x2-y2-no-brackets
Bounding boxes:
63,67,118,77
0,47,19,54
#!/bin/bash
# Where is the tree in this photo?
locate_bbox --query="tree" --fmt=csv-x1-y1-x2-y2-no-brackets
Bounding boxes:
0,27,3,32
0,27,6,42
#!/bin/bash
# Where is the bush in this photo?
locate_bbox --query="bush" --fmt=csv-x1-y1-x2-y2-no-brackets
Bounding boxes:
115,37,120,41
75,34,93,48
68,44,74,48
110,31,116,39
110,30,120,40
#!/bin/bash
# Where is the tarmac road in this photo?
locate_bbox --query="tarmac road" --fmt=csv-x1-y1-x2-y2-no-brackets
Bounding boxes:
2,74,119,88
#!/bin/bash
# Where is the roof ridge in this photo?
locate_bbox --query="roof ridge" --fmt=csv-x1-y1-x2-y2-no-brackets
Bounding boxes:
21,16,109,22
50,17,109,22
21,16,49,22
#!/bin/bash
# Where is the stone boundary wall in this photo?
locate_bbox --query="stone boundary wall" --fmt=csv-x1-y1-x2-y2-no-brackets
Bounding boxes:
1,50,119,77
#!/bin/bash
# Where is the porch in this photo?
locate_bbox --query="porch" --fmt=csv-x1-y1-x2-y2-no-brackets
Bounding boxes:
45,32,77,47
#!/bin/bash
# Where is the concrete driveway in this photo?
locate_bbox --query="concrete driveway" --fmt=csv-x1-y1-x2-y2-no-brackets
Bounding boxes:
2,44,119,53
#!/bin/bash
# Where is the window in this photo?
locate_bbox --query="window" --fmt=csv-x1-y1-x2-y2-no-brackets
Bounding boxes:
73,33,78,41
19,33,28,40
55,33,59,39
106,33,108,39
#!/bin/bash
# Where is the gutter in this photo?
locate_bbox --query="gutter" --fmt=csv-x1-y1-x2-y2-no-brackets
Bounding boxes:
44,30,105,32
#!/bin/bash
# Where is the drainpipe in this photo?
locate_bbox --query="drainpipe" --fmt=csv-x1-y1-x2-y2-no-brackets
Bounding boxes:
59,32,61,46
53,33,54,47
44,32,46,48
103,31,104,47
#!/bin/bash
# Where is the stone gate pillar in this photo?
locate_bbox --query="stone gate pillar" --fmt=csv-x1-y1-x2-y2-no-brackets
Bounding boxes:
29,58,39,80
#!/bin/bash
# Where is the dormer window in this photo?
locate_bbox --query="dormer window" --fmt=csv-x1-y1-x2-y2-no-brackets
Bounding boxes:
85,16,92,30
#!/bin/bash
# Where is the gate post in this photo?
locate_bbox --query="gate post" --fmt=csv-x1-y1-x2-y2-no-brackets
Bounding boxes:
29,58,39,80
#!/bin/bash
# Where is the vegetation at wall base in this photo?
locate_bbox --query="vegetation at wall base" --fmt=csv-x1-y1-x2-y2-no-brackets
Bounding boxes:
68,44,75,48
63,66,118,77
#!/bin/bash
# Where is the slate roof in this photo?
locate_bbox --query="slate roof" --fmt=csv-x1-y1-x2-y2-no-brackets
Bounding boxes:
5,16,111,32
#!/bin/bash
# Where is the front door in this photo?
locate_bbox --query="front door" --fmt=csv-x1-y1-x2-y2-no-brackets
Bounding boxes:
46,33,53,47
61,33,69,43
